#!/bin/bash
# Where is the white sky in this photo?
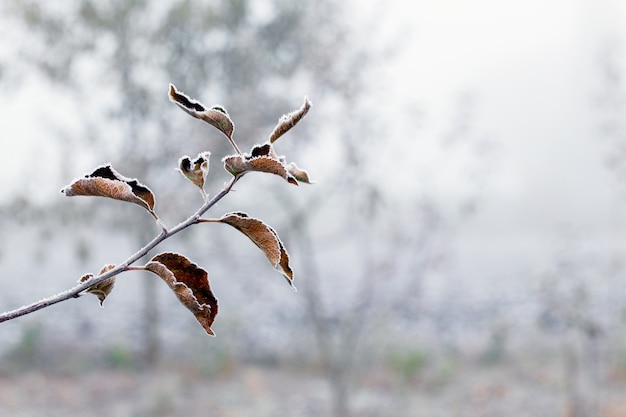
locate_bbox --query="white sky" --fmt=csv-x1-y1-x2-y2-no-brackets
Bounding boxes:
356,0,626,291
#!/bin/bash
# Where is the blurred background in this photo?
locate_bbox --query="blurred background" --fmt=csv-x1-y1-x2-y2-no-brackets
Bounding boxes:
1,0,626,416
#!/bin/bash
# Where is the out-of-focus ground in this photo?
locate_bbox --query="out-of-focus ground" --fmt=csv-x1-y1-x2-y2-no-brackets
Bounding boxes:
2,347,626,417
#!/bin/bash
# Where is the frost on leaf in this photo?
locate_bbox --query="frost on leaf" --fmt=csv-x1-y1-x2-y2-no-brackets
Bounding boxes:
223,143,299,185
78,264,116,307
218,212,295,288
168,84,235,141
269,96,312,143
179,151,210,192
223,154,298,185
145,252,218,336
286,162,314,184
61,165,156,214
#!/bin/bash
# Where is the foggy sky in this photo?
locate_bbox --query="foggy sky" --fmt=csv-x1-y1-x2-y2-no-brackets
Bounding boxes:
2,0,626,297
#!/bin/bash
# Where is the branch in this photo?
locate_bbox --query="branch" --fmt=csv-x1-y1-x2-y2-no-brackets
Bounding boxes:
0,176,240,323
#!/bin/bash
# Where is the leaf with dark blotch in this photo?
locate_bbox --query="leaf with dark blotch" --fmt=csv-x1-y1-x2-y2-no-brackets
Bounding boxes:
223,154,298,185
250,143,273,158
145,252,218,336
61,164,156,213
178,151,210,191
269,96,312,143
249,157,298,185
218,212,295,288
168,84,206,112
168,84,235,140
222,143,298,185
78,264,116,306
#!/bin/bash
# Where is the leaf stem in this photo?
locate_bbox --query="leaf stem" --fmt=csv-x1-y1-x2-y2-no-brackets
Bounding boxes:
227,136,242,155
0,175,240,324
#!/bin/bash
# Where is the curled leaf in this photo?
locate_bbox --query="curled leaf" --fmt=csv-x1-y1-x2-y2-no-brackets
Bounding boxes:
178,151,210,192
223,154,298,185
287,162,314,184
78,264,116,307
269,96,312,143
219,212,281,267
222,154,246,177
218,212,295,288
145,252,218,336
274,233,295,288
250,143,275,158
223,143,299,185
168,84,237,146
61,164,156,214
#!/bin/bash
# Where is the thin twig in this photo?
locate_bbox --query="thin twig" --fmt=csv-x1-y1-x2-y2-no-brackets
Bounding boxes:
0,175,240,323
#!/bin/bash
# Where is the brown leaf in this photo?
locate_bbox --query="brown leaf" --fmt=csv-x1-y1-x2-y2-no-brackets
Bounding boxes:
286,162,314,184
246,157,298,185
222,154,247,177
78,264,116,306
269,96,312,143
61,165,156,213
274,232,295,287
219,212,295,288
178,151,210,191
219,212,281,267
250,143,274,158
145,252,218,336
222,143,298,185
169,84,235,140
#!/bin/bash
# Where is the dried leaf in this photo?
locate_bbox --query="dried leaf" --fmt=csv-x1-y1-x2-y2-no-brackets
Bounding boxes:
247,157,298,185
274,232,295,287
250,143,274,158
178,151,210,191
169,84,235,140
269,96,312,143
222,143,298,185
145,252,218,336
61,165,156,213
218,212,295,288
222,154,247,177
286,162,314,184
219,212,281,267
78,264,116,306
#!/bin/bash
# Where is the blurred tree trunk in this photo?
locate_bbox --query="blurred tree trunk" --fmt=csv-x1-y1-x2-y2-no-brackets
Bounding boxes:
284,192,384,417
141,272,160,366
279,94,487,417
296,222,352,417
